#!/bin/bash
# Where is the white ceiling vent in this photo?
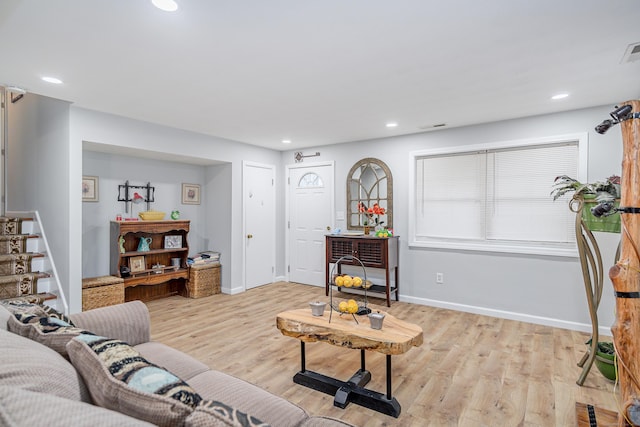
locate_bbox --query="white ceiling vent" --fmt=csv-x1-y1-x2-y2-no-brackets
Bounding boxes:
621,42,640,63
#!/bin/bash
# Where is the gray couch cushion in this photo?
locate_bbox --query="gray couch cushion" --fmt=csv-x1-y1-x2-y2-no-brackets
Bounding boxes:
0,328,90,402
136,341,210,382
188,370,308,427
69,300,150,346
0,386,155,427
0,305,10,330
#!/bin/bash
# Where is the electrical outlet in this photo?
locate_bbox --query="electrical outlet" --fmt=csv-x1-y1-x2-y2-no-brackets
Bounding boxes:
436,273,444,284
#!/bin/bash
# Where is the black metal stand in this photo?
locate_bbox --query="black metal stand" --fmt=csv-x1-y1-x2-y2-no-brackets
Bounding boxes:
117,180,155,213
329,255,371,323
293,342,401,417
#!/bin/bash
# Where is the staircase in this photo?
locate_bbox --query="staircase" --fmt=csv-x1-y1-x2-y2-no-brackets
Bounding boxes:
0,212,67,314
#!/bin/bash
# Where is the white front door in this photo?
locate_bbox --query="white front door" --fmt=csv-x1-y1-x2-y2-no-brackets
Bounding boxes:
243,161,275,289
287,162,334,286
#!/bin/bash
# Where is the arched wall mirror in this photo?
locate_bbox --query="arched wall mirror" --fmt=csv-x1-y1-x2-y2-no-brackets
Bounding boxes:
347,158,393,230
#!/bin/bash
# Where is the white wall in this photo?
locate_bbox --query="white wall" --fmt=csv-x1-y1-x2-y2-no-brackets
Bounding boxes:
7,93,73,309
283,105,623,334
205,163,233,291
72,107,284,311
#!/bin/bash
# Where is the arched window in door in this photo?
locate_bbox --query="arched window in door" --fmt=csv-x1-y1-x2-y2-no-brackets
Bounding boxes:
298,172,324,188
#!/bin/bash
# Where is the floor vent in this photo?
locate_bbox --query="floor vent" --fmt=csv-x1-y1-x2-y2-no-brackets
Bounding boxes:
621,42,640,63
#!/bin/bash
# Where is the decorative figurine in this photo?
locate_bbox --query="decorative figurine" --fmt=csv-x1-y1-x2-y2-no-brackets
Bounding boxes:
171,210,180,220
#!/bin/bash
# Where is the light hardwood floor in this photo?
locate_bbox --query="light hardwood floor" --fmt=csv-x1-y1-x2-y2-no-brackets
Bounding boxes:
146,282,618,427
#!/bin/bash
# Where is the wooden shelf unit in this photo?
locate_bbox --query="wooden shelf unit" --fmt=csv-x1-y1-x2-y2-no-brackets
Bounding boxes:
110,220,190,301
325,234,399,307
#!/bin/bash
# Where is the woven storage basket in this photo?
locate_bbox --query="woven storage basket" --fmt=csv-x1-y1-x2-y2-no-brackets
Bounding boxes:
82,276,125,311
187,264,220,298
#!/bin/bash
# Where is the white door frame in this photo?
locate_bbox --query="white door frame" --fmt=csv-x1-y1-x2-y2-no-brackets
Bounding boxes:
285,160,335,282
242,160,276,291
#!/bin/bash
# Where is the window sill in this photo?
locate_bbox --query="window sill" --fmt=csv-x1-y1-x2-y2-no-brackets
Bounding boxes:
409,239,578,258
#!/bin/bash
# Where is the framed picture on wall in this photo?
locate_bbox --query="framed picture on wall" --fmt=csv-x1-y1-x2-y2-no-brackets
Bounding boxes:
182,183,200,205
82,176,99,202
129,255,146,273
164,235,183,249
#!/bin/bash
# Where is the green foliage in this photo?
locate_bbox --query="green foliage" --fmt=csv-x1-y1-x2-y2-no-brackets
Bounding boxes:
585,339,615,355
551,175,620,202
597,341,615,355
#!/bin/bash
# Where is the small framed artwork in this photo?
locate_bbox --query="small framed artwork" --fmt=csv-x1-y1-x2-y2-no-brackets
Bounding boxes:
129,255,146,273
164,235,183,249
82,176,99,202
182,183,201,205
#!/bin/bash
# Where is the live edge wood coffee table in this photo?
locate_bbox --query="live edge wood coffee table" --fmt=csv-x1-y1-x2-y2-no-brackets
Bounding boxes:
276,308,423,417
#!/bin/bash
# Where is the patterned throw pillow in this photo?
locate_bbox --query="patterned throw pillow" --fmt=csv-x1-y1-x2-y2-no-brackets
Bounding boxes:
7,313,93,358
185,400,271,427
1,300,73,324
67,335,201,427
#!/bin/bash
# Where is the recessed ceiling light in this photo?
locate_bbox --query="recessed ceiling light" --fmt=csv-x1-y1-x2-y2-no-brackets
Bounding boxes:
152,0,178,11
386,122,398,128
42,76,63,84
282,139,292,144
551,93,569,100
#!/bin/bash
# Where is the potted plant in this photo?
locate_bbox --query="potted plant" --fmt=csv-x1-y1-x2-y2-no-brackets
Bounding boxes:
595,341,617,381
551,175,621,233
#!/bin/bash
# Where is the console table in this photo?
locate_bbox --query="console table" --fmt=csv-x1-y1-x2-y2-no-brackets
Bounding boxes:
325,235,399,306
276,308,423,417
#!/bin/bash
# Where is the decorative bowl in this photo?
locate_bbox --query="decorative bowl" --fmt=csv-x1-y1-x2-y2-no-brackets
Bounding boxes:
138,211,166,221
368,311,385,329
309,301,327,316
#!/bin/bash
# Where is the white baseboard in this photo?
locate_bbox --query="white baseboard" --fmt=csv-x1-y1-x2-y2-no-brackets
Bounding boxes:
275,275,286,282
222,285,245,295
399,294,612,337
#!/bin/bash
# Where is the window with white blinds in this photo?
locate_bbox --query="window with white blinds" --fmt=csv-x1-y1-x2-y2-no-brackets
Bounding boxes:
410,134,586,256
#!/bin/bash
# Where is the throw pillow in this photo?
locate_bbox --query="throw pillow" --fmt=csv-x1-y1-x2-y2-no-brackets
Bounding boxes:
7,313,93,358
1,299,73,324
67,334,201,427
185,400,270,427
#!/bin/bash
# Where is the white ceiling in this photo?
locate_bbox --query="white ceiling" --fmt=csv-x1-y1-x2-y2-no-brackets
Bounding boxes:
1,0,639,151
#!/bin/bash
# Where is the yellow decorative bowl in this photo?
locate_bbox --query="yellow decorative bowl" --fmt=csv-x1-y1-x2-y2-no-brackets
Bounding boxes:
138,211,166,221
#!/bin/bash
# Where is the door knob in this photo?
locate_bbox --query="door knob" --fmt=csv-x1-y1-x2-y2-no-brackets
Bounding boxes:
247,234,253,239
326,226,331,231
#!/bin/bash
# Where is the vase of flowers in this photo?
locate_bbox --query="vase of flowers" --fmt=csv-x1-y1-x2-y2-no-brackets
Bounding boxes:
358,202,386,233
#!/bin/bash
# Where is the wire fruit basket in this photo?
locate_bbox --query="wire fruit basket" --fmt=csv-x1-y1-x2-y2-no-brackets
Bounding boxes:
329,255,372,323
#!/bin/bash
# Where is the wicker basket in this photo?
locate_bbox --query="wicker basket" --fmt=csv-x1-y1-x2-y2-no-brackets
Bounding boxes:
187,264,220,298
82,276,125,311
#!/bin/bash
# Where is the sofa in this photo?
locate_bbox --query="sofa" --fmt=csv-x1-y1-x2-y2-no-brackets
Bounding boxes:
0,301,355,427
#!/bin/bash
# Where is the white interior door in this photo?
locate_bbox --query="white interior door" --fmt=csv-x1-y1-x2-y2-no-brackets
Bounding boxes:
243,161,275,289
287,162,334,286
